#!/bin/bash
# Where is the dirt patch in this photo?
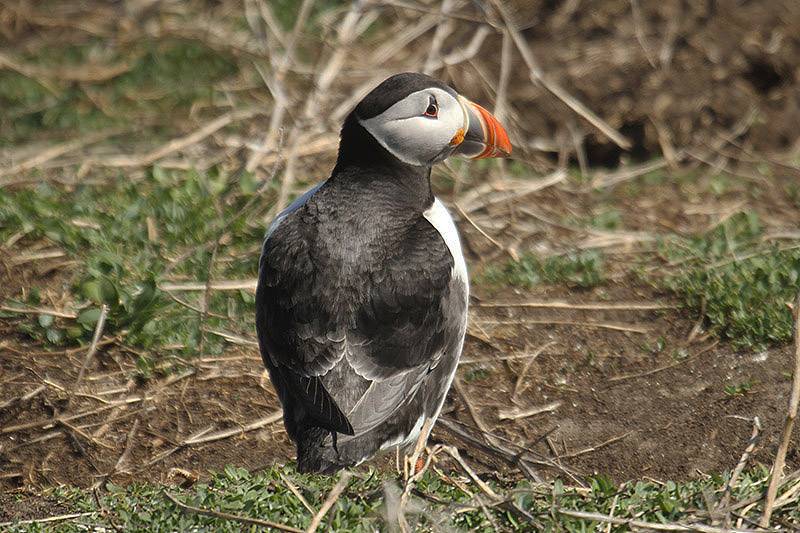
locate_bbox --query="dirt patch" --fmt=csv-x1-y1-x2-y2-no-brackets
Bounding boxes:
0,337,293,489
457,284,798,482
0,290,796,490
0,489,71,523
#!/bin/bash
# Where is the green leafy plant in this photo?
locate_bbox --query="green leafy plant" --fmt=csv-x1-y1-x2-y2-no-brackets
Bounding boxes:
724,378,758,397
5,463,798,532
481,250,606,289
0,165,265,358
655,211,799,350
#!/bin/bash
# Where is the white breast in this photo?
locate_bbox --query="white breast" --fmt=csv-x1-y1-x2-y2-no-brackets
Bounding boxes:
423,197,468,287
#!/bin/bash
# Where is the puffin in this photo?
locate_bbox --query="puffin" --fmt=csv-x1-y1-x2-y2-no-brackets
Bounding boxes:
256,72,511,474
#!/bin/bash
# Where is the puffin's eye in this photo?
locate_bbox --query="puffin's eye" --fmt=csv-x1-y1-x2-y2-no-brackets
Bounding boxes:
423,96,438,118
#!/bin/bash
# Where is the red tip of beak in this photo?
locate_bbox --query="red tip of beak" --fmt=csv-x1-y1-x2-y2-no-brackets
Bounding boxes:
453,100,512,159
471,103,512,159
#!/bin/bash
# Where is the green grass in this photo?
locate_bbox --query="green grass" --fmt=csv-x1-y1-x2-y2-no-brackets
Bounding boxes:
271,0,351,29
477,208,798,352
0,165,269,368
656,211,799,350
724,378,758,397
0,39,239,146
558,207,623,231
480,250,607,289
4,464,797,531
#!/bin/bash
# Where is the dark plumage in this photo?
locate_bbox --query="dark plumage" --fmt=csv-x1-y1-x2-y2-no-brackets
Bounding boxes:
256,73,511,474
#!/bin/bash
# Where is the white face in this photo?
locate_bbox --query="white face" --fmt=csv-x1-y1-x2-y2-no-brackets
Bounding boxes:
358,88,467,167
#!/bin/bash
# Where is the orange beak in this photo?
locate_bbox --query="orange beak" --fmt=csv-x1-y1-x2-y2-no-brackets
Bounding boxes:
451,98,512,159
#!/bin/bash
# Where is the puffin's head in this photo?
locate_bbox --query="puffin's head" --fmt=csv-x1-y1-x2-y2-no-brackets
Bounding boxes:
354,72,512,167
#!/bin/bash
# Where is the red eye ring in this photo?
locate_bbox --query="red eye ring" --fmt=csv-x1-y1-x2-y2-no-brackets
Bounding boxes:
424,97,438,117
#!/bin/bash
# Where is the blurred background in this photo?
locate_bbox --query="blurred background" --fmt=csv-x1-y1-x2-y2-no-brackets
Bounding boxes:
2,1,799,177
1,0,799,496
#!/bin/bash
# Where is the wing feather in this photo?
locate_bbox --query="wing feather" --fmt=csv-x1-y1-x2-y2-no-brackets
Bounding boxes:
256,188,463,439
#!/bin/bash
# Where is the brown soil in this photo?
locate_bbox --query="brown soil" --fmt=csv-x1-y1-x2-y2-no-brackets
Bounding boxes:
497,0,800,167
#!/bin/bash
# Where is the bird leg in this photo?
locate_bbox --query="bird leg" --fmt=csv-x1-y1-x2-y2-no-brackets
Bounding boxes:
403,417,434,481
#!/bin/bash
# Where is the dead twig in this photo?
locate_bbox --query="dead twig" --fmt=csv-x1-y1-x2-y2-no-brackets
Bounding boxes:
422,0,455,75
438,416,558,483
159,279,258,292
494,27,512,124
85,109,265,169
280,471,315,514
477,300,675,311
0,513,94,529
479,318,650,334
458,170,567,213
0,50,136,83
136,412,282,471
460,350,555,365
0,385,46,411
73,304,109,395
453,201,506,252
630,0,658,68
512,341,555,399
761,290,800,527
276,0,315,74
773,475,800,510
0,127,128,184
717,416,762,527
442,445,501,501
181,411,282,446
686,299,708,344
556,509,764,532
1,396,149,434
427,460,502,530
607,340,717,384
368,15,438,66
426,25,491,71
558,431,633,459
591,157,671,189
499,401,562,421
99,418,141,487
306,471,353,533
0,304,76,318
453,378,503,450
204,328,259,347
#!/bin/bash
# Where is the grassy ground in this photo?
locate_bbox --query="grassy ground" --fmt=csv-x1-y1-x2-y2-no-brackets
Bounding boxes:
2,463,794,532
2,1,800,531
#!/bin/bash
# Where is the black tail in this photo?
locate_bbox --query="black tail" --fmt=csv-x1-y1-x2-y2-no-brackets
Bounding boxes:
295,426,357,475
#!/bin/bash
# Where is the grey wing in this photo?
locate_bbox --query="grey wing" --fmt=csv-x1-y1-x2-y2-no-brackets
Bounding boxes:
256,181,355,436
257,201,466,438
323,215,467,434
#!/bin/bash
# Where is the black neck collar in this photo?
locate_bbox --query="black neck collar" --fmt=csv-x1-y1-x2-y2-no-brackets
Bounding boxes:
333,114,430,179
330,114,434,209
